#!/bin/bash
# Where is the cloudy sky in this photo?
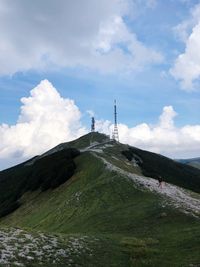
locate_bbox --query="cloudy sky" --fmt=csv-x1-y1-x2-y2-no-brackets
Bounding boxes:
1,0,200,169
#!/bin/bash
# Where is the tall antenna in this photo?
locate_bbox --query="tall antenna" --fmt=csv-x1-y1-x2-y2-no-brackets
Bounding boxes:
91,117,95,132
112,100,119,142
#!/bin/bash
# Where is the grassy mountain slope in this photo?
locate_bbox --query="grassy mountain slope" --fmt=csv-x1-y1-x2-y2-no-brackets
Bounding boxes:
42,132,200,193
0,148,79,217
0,133,200,266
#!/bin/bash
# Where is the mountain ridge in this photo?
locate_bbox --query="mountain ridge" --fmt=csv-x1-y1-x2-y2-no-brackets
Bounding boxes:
1,132,200,218
0,132,200,266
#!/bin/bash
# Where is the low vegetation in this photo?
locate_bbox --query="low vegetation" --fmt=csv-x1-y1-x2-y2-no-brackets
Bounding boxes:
0,133,200,266
0,148,79,217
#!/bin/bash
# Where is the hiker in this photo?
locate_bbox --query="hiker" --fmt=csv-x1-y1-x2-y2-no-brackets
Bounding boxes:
158,175,164,189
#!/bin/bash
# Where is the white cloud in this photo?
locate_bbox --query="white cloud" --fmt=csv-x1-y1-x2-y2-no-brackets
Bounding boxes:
159,106,177,128
2,84,200,170
171,3,200,90
90,15,162,74
0,79,86,170
173,4,200,42
0,0,162,75
97,106,200,159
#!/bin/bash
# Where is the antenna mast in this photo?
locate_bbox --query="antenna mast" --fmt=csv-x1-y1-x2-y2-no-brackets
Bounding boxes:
91,117,95,132
112,100,119,142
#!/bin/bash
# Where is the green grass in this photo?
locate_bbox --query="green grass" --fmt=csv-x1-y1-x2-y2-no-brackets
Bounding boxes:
0,148,79,217
0,227,130,267
1,151,200,266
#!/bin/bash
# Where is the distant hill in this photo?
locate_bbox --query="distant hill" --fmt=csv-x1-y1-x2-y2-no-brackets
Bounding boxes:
0,132,200,266
177,157,200,169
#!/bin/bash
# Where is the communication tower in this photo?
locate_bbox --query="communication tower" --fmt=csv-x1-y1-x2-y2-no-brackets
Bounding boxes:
91,117,95,132
112,100,119,142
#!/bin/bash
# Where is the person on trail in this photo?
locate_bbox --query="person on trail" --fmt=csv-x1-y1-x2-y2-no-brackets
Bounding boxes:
158,175,164,189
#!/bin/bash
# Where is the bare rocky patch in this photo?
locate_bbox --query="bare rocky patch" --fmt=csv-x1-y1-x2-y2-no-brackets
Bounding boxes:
0,228,97,266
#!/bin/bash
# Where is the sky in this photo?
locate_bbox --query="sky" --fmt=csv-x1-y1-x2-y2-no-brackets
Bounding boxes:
1,0,200,169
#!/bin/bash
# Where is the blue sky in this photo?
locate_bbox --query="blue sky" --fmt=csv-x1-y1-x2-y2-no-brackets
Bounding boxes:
1,0,200,169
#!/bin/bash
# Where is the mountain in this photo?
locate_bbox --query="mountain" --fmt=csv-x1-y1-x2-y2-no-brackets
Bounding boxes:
0,132,200,267
177,157,200,170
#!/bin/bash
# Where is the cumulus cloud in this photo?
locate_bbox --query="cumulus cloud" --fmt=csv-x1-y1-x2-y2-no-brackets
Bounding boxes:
0,79,86,169
171,3,200,90
1,83,200,170
96,106,200,159
0,0,162,75
159,106,177,128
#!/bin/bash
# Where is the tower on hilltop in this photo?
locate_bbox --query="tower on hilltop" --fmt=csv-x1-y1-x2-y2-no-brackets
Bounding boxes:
112,100,119,142
91,117,95,132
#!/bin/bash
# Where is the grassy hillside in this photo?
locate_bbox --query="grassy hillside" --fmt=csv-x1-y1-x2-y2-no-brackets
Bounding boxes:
45,132,200,193
42,132,110,155
0,148,79,217
0,133,200,266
